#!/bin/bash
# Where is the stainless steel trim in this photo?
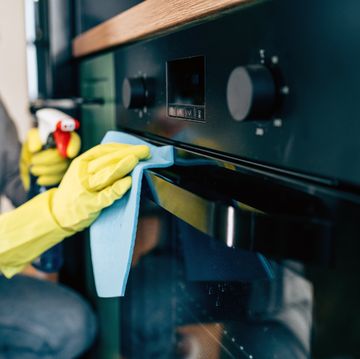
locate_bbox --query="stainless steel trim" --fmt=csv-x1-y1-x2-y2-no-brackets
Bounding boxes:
30,97,104,111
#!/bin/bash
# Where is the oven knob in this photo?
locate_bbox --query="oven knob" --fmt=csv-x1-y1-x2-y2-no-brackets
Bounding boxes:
122,77,146,109
226,65,276,121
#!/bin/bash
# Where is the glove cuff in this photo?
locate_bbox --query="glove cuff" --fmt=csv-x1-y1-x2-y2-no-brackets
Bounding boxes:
0,190,74,277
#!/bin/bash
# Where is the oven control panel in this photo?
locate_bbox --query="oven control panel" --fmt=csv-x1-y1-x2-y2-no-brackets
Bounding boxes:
226,65,277,121
115,0,360,187
167,56,206,122
121,77,147,109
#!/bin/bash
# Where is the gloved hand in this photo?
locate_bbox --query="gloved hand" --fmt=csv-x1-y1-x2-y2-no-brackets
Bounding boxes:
52,142,150,232
0,142,150,278
20,128,81,190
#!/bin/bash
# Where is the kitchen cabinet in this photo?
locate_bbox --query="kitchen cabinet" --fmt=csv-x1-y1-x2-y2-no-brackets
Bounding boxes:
80,53,116,150
80,52,120,359
75,0,143,34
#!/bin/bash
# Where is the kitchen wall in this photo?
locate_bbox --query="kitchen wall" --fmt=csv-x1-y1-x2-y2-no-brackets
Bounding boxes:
0,0,31,140
0,0,31,211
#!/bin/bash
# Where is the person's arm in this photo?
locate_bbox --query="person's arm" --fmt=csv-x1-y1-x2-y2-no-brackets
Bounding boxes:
0,99,27,207
0,142,150,278
0,190,72,277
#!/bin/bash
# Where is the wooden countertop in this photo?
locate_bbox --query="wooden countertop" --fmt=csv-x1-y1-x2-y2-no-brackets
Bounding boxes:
73,0,256,58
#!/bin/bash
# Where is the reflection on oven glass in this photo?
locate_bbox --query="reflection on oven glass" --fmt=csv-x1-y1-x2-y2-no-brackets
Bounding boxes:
121,203,312,359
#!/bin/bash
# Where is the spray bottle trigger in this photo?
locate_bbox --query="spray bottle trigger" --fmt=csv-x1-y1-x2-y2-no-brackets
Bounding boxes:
53,130,71,158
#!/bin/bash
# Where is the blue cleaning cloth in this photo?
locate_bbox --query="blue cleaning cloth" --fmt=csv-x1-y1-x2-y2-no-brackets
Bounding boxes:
90,131,174,297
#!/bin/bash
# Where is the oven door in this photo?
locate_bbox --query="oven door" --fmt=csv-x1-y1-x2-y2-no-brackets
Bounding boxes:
119,140,357,359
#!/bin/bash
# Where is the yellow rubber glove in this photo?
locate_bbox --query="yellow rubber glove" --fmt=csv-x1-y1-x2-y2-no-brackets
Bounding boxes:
0,142,150,277
20,128,81,190
52,142,150,232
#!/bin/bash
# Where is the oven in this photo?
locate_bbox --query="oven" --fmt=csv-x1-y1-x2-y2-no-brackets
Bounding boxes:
119,166,326,359
79,0,360,358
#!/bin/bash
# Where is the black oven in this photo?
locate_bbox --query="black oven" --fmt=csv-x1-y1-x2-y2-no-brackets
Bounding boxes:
111,1,360,358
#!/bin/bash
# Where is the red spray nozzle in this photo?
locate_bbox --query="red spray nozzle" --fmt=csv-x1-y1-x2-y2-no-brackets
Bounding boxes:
54,118,80,158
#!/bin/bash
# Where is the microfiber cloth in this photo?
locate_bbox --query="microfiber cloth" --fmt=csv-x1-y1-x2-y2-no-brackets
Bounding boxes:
90,131,174,297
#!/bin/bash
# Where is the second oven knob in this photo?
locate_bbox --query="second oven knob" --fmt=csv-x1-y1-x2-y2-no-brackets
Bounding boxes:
122,77,146,109
226,65,276,121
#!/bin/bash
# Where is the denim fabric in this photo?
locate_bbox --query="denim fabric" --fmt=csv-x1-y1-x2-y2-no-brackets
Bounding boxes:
0,275,96,359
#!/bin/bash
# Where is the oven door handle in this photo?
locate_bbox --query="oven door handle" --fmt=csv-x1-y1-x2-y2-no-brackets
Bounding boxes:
144,171,333,265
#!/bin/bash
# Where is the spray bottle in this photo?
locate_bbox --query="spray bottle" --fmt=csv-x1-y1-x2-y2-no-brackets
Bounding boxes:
30,108,80,273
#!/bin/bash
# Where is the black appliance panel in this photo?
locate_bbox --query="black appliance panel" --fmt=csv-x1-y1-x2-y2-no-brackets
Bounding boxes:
32,0,76,98
115,0,360,186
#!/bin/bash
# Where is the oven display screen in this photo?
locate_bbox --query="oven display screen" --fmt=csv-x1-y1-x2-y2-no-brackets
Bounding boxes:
167,56,205,121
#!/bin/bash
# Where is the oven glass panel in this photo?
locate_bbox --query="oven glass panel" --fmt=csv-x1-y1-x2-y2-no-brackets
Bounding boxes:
120,201,312,358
